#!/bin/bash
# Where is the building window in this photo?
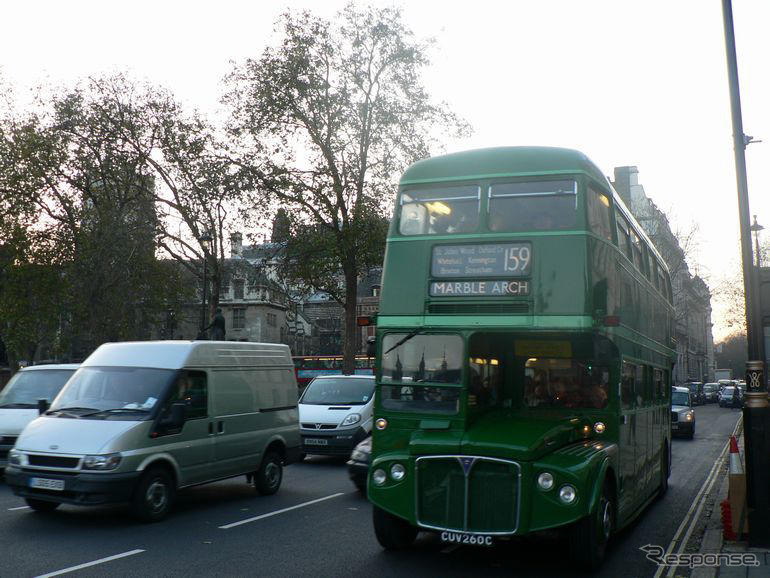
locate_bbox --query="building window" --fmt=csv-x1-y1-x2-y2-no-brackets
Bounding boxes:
232,308,246,330
233,279,244,300
372,285,381,297
220,282,230,300
267,313,277,327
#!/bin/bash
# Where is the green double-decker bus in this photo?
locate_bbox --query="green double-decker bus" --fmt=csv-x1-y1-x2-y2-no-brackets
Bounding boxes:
368,147,676,569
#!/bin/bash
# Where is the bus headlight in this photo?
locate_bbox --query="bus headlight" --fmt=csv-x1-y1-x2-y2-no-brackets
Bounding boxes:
537,472,554,491
559,485,577,504
372,469,387,486
594,422,606,434
390,463,406,481
375,418,388,430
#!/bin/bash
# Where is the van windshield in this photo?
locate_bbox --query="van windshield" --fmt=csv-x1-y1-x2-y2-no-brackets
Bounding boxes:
49,367,176,418
0,369,77,408
300,377,375,405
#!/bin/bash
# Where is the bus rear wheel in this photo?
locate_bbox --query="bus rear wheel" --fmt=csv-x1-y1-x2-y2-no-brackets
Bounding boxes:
373,506,418,550
569,479,613,570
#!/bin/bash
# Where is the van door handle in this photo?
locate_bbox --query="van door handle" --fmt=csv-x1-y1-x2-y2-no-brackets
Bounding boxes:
217,421,224,434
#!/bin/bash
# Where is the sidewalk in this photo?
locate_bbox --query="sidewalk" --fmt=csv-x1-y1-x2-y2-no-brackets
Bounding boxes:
692,430,770,578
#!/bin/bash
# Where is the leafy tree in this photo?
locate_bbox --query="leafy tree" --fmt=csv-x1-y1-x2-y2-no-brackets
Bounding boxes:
0,77,193,358
225,3,470,372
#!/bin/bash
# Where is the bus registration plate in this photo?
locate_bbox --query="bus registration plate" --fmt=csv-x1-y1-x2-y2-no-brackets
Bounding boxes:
440,531,494,547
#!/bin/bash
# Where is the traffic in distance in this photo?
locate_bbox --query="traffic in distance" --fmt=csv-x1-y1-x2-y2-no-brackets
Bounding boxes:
0,147,741,574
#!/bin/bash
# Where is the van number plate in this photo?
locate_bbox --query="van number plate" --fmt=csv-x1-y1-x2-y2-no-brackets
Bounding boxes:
440,531,494,547
304,438,327,446
29,477,65,491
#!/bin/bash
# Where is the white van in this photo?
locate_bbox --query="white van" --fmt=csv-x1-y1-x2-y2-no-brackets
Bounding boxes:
5,341,300,522
0,364,79,468
298,375,375,457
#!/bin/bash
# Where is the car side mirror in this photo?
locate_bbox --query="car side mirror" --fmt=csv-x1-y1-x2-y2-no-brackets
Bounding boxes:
37,398,49,415
366,336,376,358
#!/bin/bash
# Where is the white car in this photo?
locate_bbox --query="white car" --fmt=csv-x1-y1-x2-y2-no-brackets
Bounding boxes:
0,364,79,468
299,375,375,457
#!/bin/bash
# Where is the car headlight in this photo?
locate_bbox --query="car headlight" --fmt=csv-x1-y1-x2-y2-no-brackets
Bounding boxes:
559,485,577,504
537,472,554,491
351,449,366,461
82,453,122,471
390,463,406,481
8,449,23,466
340,413,362,427
685,411,694,421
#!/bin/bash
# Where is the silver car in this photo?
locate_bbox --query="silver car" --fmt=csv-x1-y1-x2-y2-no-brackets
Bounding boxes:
671,386,695,439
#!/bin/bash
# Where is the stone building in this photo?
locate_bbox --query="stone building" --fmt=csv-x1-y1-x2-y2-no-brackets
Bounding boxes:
612,166,715,383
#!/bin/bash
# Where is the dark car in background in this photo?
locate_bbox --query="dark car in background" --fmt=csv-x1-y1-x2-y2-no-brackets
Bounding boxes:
703,382,719,403
347,436,371,493
719,385,743,408
684,382,704,405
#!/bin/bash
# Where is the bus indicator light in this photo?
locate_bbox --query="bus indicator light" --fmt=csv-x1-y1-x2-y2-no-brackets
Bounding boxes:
594,422,606,434
375,418,388,430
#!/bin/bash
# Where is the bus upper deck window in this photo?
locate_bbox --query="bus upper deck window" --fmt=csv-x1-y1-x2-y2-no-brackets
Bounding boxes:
399,185,480,235
488,179,577,232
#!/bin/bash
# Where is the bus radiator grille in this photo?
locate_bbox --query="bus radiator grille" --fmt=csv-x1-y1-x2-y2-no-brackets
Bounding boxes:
416,456,519,534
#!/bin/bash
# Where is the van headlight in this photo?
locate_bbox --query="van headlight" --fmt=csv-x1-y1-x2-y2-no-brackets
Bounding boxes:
82,453,122,471
340,413,361,427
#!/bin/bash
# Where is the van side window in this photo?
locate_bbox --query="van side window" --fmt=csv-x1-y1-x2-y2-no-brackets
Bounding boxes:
167,370,208,419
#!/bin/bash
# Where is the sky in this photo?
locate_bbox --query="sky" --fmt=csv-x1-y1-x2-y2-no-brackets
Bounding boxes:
2,0,768,340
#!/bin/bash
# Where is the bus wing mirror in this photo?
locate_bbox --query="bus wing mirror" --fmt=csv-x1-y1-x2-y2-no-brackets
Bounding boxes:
366,336,376,358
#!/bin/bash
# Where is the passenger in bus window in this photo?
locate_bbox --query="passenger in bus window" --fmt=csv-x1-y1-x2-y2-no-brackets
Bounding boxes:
585,382,608,408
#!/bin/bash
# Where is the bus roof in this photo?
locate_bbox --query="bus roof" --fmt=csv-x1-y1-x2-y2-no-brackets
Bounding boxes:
399,146,608,186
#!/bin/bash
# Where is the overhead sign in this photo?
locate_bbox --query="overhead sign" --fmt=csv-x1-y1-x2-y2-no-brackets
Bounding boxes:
432,243,532,278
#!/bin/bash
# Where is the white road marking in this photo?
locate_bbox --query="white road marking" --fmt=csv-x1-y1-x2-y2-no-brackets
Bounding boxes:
7,506,30,511
653,414,743,578
219,492,345,529
35,549,145,578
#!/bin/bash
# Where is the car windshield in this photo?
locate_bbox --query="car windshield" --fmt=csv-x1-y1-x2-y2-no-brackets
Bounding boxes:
723,387,735,396
687,384,700,391
0,369,76,407
300,377,374,405
704,384,718,392
49,366,176,418
672,391,690,406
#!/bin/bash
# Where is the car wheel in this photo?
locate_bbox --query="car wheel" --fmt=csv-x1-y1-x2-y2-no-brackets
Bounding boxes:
255,451,283,495
373,506,418,550
687,427,695,440
25,498,60,513
569,478,614,571
131,466,174,523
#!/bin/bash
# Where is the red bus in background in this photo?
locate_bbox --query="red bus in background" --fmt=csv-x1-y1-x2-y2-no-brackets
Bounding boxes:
292,355,375,388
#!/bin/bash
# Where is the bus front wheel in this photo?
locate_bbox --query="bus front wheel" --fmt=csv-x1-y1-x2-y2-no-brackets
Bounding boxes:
569,479,614,570
373,506,418,550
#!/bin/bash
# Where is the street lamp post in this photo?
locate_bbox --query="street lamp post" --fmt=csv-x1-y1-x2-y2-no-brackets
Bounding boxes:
199,232,212,337
722,0,770,547
750,215,764,267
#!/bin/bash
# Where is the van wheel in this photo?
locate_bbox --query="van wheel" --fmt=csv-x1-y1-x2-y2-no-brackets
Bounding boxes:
25,498,60,513
373,506,418,550
255,452,283,495
569,479,613,570
132,467,174,523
